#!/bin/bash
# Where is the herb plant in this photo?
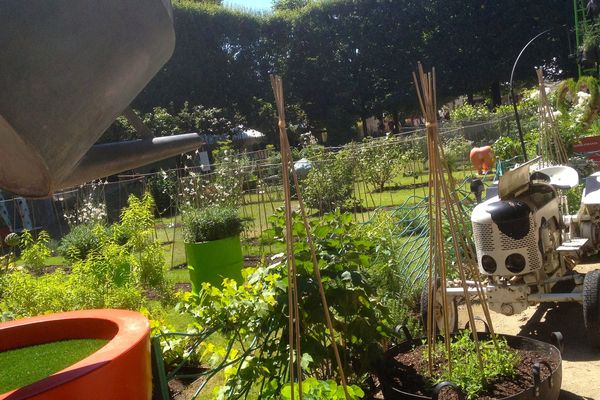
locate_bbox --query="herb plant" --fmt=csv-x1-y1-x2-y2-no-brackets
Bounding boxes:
20,230,51,273
182,206,244,243
426,330,520,399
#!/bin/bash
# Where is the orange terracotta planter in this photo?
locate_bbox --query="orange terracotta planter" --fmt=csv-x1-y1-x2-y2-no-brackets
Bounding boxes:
0,309,151,400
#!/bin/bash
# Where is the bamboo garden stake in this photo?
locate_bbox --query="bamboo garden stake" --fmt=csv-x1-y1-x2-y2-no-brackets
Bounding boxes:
536,68,569,167
271,75,351,400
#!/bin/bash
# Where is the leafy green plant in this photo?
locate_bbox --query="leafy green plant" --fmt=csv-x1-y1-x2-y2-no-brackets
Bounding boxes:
58,224,103,263
281,378,364,400
301,148,358,212
182,206,244,243
442,135,472,173
426,330,520,399
358,209,426,334
566,183,585,215
358,136,401,192
20,230,51,273
147,169,178,216
0,193,169,319
177,210,390,399
493,136,521,161
450,104,490,121
583,23,600,54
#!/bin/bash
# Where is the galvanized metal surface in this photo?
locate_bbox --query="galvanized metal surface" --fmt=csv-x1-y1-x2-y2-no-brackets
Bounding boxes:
0,0,199,197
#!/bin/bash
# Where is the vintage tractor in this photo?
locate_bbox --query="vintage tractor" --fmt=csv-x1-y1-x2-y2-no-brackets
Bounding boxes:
429,159,600,346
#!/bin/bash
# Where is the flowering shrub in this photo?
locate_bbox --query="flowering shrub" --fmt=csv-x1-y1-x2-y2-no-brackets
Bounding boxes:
179,141,255,209
62,182,107,226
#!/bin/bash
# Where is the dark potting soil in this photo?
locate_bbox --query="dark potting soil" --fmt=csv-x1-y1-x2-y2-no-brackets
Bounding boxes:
382,344,557,400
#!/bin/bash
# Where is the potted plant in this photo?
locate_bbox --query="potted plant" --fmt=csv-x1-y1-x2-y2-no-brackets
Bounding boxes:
182,205,245,294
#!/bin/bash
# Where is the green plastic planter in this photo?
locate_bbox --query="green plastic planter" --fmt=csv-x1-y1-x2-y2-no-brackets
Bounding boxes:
184,235,243,294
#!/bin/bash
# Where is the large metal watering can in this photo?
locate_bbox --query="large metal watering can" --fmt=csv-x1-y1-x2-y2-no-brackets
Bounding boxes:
0,0,203,198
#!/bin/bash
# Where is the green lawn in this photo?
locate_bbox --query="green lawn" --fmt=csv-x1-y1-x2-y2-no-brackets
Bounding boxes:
0,339,108,393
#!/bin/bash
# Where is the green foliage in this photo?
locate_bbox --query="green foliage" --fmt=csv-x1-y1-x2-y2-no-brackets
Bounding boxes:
426,330,520,400
20,230,51,273
118,193,156,251
147,169,178,216
0,267,143,318
177,210,390,398
554,76,600,151
58,224,103,263
442,135,471,173
182,206,244,243
301,148,358,212
179,141,257,210
566,184,585,215
358,209,426,333
133,0,572,144
449,104,490,121
273,0,310,12
281,378,364,400
492,136,521,161
583,23,600,53
359,136,401,192
1,193,169,319
102,101,246,143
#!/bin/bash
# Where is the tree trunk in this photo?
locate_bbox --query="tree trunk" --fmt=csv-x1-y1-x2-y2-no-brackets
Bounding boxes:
392,110,400,134
360,116,367,139
491,81,502,109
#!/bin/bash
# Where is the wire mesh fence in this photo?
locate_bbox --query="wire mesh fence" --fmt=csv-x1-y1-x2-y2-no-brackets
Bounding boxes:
0,117,509,262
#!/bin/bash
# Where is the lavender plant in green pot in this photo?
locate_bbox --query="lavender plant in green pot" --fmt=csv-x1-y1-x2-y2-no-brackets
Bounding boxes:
182,206,244,295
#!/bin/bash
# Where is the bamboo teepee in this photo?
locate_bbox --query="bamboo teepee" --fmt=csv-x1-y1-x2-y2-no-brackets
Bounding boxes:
536,68,569,167
413,63,497,373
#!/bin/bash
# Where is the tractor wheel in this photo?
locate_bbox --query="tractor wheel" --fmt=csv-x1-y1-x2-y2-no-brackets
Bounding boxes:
420,281,458,335
583,269,600,348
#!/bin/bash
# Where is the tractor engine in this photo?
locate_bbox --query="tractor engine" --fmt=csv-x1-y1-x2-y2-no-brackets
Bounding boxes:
472,183,562,278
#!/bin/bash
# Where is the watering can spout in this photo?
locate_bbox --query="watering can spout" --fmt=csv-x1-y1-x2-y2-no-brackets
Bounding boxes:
58,133,204,193
0,0,182,198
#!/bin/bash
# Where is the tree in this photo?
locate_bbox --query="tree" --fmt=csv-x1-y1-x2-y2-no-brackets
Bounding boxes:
273,0,309,12
134,0,576,145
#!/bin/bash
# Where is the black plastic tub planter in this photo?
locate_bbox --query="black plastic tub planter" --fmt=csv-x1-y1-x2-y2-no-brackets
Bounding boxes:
376,329,563,400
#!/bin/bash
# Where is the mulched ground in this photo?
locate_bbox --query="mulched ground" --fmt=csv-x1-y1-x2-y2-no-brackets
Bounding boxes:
378,344,557,400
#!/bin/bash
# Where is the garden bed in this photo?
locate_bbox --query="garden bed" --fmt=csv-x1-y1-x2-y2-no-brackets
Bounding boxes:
375,332,562,400
387,345,556,399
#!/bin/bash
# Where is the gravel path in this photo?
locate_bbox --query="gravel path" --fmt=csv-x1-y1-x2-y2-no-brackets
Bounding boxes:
458,261,600,399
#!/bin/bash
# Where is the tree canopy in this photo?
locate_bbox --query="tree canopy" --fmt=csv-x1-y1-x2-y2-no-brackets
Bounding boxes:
134,0,575,144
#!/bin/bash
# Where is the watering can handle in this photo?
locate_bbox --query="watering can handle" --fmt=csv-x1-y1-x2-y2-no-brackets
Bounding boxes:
432,381,464,400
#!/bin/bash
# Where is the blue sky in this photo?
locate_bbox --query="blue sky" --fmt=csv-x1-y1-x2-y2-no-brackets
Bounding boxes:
225,0,272,12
